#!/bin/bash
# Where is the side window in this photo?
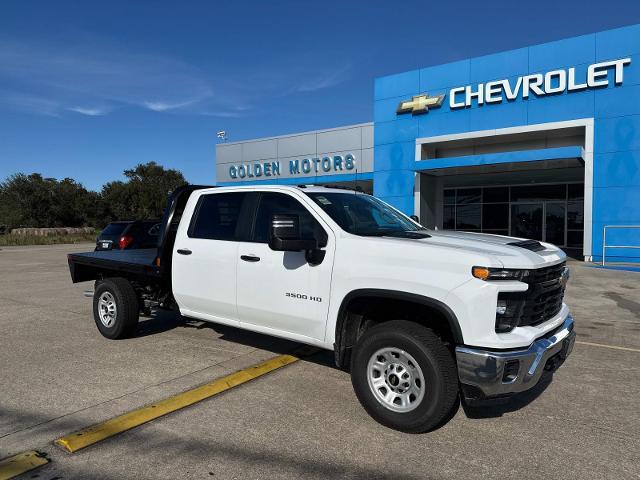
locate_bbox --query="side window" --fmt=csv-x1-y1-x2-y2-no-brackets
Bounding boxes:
189,192,246,240
253,193,325,244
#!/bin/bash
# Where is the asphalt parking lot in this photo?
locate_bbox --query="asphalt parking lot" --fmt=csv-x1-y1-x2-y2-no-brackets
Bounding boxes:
0,244,639,479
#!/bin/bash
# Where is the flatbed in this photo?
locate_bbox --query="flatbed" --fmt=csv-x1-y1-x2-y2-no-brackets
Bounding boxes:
68,248,160,283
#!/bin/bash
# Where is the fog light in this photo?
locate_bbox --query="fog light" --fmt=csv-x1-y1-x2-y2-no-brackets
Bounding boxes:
496,300,507,315
495,292,525,333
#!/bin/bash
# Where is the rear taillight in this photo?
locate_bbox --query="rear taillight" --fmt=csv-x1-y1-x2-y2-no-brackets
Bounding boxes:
119,234,134,249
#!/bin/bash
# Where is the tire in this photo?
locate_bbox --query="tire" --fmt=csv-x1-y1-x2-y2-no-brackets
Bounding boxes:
350,320,458,433
93,278,139,339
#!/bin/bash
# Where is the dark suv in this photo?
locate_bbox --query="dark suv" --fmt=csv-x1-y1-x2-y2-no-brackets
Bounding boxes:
95,220,160,251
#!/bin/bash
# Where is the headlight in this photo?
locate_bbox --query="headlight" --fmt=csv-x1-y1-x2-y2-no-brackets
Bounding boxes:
472,266,530,281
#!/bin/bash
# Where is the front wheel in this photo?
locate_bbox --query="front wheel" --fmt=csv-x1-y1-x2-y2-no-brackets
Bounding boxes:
93,278,139,339
350,320,458,433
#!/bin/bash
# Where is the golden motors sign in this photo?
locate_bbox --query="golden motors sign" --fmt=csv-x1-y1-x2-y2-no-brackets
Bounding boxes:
228,153,356,179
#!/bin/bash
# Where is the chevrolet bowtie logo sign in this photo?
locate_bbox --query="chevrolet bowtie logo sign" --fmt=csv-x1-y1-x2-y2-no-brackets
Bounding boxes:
396,93,445,115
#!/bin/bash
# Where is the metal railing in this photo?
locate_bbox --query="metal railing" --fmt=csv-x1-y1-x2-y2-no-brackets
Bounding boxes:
602,225,640,266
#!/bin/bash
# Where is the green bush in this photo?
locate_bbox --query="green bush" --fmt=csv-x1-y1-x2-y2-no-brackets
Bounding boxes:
0,231,97,247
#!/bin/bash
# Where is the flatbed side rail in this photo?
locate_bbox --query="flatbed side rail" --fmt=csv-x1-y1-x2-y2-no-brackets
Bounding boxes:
602,225,640,266
67,253,162,283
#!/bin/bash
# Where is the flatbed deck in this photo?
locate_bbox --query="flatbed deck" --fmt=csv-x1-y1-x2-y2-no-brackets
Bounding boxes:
68,248,162,283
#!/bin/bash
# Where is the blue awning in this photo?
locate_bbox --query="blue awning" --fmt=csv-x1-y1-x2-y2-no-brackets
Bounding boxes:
413,146,584,172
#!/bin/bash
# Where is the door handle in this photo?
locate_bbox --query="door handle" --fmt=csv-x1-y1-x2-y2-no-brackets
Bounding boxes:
240,255,260,262
177,248,192,255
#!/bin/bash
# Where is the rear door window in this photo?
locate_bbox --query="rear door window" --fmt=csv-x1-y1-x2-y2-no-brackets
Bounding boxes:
188,192,247,241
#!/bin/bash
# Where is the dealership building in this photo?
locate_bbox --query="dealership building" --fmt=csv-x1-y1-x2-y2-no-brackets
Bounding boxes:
216,23,640,262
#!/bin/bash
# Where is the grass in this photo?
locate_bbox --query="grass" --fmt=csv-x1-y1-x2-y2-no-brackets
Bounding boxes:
0,232,97,247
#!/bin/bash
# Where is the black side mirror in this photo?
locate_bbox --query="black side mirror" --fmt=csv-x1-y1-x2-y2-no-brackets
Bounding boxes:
269,214,317,252
410,214,420,223
269,214,325,265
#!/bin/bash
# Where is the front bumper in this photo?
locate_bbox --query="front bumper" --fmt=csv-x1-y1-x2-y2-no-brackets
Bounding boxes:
455,315,576,399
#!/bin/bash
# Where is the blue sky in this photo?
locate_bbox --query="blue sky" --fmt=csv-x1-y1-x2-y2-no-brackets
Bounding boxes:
1,1,639,191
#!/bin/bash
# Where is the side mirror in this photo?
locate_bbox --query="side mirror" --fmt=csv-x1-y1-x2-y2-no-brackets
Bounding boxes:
269,214,317,252
410,214,420,223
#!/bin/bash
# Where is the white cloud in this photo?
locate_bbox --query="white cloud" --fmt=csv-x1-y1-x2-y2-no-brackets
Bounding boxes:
0,38,354,118
0,39,214,117
296,63,352,92
0,92,61,116
69,106,110,116
143,99,197,112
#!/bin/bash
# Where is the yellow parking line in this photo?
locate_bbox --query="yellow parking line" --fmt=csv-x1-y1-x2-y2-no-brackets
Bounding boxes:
576,340,640,353
0,451,49,480
55,347,318,453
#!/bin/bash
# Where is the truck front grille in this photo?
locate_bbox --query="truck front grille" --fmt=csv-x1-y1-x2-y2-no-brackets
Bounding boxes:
519,262,566,327
495,262,567,333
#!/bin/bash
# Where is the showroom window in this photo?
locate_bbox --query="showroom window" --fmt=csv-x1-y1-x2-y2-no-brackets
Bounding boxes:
442,183,584,248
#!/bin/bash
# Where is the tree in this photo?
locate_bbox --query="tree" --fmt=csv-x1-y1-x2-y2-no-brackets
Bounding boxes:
100,162,187,225
51,178,96,227
0,162,188,229
0,173,98,228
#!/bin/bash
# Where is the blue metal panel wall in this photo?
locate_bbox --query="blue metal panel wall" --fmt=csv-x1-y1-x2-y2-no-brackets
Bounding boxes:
374,23,640,260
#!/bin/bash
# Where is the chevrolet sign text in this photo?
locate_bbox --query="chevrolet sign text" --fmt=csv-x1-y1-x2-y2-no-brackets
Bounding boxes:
449,58,631,109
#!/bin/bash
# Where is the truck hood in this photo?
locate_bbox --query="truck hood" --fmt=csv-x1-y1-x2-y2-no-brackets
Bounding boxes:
372,230,567,269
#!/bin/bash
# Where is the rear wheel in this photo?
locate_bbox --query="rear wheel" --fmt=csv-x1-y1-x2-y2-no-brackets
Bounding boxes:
93,278,139,339
350,320,458,433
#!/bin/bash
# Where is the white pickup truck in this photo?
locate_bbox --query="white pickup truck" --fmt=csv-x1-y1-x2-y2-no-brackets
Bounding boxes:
68,185,575,432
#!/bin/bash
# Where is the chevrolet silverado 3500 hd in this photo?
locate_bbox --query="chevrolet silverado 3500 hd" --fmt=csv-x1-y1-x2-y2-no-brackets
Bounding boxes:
68,185,575,432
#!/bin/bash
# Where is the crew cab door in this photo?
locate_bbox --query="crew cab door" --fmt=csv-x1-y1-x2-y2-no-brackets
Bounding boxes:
172,191,250,326
236,191,334,341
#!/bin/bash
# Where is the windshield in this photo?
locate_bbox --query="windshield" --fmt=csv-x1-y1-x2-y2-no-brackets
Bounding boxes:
307,192,426,237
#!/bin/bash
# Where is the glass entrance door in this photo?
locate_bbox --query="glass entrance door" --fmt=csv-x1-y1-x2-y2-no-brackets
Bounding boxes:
510,202,567,245
511,204,543,241
544,202,566,246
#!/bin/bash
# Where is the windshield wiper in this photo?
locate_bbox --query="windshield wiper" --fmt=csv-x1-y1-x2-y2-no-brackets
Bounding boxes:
359,229,430,238
385,230,431,239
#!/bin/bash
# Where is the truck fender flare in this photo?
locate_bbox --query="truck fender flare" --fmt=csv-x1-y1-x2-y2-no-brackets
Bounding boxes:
334,289,464,359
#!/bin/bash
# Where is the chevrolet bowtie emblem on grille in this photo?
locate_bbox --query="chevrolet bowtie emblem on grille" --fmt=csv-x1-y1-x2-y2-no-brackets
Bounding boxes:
396,93,445,115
